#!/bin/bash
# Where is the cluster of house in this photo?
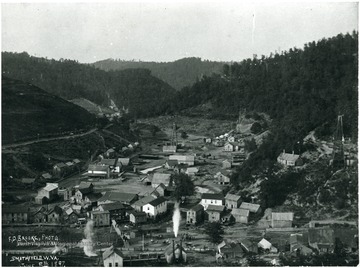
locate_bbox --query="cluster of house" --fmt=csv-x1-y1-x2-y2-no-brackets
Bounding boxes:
184,192,262,225
204,131,247,153
3,177,172,227
217,225,358,263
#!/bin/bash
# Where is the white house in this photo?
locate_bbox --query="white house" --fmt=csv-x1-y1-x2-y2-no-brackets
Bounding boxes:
143,196,167,218
224,142,240,152
200,193,224,210
277,150,303,166
103,246,124,267
169,155,195,166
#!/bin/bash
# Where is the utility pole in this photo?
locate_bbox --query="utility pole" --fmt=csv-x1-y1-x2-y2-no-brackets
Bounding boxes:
332,115,345,169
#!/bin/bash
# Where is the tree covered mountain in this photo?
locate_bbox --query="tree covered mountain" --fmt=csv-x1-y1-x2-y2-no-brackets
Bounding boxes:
2,77,97,144
2,52,176,118
93,57,226,90
172,32,358,143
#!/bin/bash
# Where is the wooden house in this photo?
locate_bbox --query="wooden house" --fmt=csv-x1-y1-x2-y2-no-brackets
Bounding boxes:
271,212,294,228
231,208,249,224
206,205,225,222
186,204,204,225
129,211,147,225
225,193,241,209
103,246,124,267
277,150,303,166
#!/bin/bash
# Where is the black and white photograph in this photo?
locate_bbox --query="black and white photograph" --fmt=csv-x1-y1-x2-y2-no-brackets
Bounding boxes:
1,1,359,267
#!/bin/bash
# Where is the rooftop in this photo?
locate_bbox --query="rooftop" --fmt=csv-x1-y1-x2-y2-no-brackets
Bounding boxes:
152,173,172,186
278,152,300,162
43,183,58,192
225,193,241,201
272,212,294,221
189,204,204,212
148,196,167,207
88,164,109,172
202,193,224,200
231,208,249,217
132,195,156,207
103,246,124,260
100,202,125,211
239,202,260,213
206,205,225,212
98,192,138,203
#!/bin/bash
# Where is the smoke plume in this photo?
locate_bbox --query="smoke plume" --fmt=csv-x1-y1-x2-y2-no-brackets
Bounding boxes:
82,220,97,257
172,202,181,237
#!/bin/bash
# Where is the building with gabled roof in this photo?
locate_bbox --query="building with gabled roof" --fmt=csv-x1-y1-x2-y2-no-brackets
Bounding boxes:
41,173,52,180
308,227,335,253
271,212,294,228
2,205,30,224
117,158,130,166
225,193,241,209
102,246,124,267
239,202,261,214
129,211,147,225
91,210,110,227
186,204,204,225
231,208,249,224
88,164,110,179
99,158,118,169
98,192,138,205
222,159,232,169
217,240,245,259
215,170,231,185
277,150,303,166
185,167,199,176
164,159,179,170
200,193,224,209
169,155,195,166
154,183,166,196
206,205,225,222
73,158,81,164
152,173,172,188
35,183,59,204
143,196,167,218
131,195,156,212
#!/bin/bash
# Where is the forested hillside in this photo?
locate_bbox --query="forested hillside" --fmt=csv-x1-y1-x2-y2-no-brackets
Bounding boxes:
93,57,225,90
2,77,97,144
2,52,175,118
172,32,358,144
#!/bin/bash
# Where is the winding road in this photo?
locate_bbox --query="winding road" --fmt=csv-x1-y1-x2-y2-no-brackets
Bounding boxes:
2,124,115,150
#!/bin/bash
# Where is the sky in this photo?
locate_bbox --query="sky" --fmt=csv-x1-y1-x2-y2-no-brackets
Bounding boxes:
1,1,358,63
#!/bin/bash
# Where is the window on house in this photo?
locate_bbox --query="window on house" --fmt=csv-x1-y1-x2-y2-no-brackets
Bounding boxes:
109,263,112,267
115,263,118,267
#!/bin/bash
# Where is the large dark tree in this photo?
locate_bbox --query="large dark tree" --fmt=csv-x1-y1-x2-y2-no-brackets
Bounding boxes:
204,222,224,244
171,173,195,201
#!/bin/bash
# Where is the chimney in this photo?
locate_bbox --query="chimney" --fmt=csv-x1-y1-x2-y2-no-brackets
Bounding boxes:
292,151,294,155
283,149,285,154
172,239,175,263
179,239,183,262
